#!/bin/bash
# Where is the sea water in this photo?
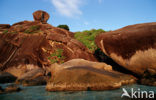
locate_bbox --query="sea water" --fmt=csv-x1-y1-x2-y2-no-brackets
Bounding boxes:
0,84,156,100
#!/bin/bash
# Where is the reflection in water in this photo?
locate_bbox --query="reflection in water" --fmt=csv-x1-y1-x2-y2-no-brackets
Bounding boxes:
0,84,156,100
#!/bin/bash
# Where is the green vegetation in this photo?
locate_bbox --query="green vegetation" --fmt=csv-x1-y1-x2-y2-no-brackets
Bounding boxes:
57,24,69,31
74,29,105,52
3,30,17,34
3,30,8,34
24,25,40,34
48,48,65,64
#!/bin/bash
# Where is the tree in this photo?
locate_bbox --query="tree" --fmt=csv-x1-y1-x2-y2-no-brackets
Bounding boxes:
57,25,69,31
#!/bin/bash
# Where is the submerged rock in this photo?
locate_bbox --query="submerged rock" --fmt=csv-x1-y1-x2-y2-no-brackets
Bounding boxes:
4,84,21,93
0,84,21,94
95,22,156,76
46,59,136,91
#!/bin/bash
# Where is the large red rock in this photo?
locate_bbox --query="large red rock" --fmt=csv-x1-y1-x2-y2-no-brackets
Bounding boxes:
95,22,156,76
0,21,96,73
33,10,50,23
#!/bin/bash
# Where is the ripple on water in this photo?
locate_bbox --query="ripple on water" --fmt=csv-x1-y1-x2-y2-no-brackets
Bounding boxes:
0,84,156,100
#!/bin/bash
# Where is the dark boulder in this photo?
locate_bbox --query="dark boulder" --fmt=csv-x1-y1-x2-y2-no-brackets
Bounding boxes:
0,71,17,83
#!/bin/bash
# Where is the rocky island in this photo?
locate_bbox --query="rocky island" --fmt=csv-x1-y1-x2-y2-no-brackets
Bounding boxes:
0,10,156,99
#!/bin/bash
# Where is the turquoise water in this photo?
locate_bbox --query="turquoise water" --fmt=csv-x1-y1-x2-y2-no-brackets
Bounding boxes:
0,84,156,100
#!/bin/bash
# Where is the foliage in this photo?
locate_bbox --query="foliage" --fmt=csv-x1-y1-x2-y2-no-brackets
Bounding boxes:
57,25,69,31
24,25,40,34
48,48,65,64
74,29,105,52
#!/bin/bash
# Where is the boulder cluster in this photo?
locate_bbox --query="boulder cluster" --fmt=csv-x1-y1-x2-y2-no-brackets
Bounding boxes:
0,10,156,93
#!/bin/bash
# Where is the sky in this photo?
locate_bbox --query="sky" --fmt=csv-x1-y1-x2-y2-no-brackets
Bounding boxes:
0,0,156,32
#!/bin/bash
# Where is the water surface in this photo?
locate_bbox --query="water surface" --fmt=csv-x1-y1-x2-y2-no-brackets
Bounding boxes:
0,84,156,100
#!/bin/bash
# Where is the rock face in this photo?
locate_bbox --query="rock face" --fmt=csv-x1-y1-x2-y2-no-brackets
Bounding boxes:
95,22,156,76
0,10,96,77
46,59,136,91
33,10,50,23
0,24,10,34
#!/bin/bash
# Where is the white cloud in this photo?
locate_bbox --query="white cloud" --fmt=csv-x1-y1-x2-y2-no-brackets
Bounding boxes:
84,21,89,25
51,0,82,17
98,0,102,4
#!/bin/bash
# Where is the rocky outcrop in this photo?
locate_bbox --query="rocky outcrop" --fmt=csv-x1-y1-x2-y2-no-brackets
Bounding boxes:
95,22,156,76
0,11,96,74
33,10,50,24
46,59,136,91
16,68,46,86
0,24,10,34
0,71,17,83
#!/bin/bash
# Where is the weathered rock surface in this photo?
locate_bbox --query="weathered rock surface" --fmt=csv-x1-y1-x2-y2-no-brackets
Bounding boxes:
0,11,96,73
95,22,156,76
0,71,17,83
59,59,112,71
16,68,46,86
33,10,50,23
0,24,10,34
4,84,21,93
46,59,136,91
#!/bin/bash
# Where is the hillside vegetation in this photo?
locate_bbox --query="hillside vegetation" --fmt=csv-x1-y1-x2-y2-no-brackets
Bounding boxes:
74,29,105,52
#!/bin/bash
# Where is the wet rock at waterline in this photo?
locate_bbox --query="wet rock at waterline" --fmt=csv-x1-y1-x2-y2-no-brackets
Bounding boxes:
140,68,156,86
0,84,21,94
16,68,47,86
95,22,156,76
0,71,17,83
46,59,136,91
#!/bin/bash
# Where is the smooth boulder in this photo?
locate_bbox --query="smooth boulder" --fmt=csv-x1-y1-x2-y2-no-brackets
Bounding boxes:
95,22,156,76
46,59,136,91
